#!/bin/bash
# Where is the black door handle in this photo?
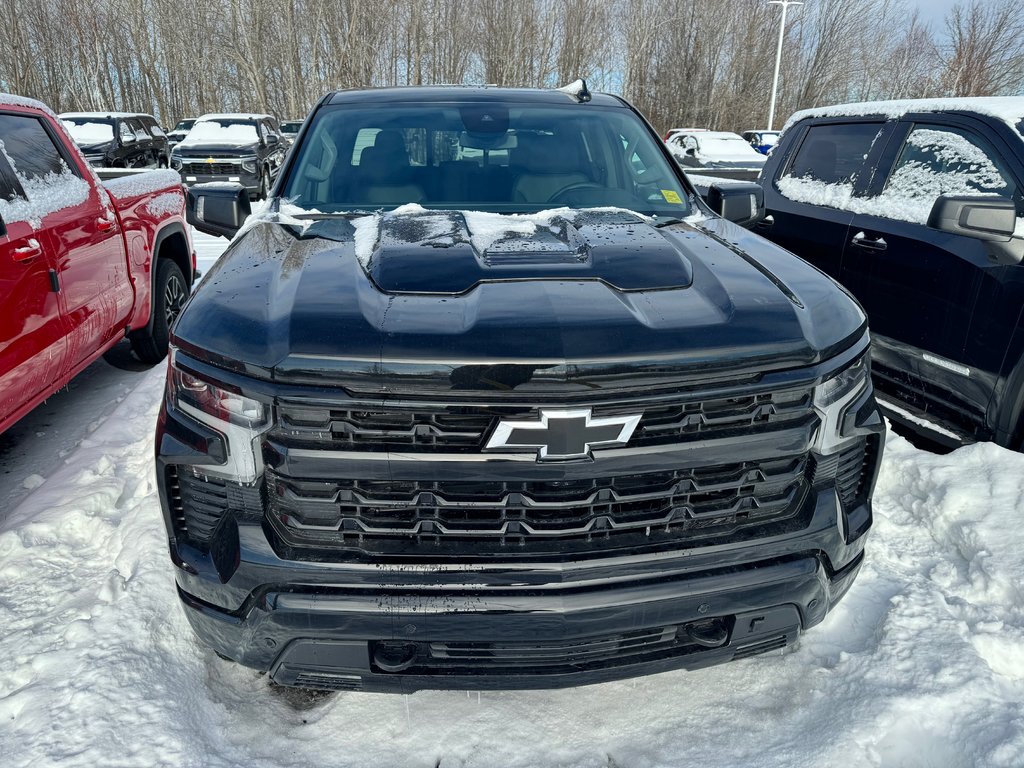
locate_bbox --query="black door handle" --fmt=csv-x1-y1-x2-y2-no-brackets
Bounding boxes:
851,231,887,251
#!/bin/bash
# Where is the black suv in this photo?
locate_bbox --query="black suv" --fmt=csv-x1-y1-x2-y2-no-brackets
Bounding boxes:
170,113,286,199
60,111,170,168
159,86,883,692
759,98,1024,448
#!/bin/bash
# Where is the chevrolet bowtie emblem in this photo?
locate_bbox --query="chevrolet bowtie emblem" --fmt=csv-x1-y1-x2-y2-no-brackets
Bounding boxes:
485,408,642,460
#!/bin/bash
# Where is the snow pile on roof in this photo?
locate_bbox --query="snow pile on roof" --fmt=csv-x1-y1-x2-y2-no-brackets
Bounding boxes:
0,92,59,119
0,140,90,228
784,96,1024,133
3,352,1024,767
103,169,182,199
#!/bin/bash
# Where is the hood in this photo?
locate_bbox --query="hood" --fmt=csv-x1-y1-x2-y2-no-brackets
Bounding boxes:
173,207,866,393
173,141,260,154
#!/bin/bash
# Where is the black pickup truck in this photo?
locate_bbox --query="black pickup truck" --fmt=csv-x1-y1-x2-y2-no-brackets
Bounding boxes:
758,98,1024,449
157,85,883,693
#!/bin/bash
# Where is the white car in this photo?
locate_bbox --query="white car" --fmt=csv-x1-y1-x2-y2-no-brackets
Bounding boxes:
667,130,767,171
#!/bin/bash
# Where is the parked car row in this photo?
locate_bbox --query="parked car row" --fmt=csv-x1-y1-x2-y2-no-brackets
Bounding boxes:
666,129,766,179
60,111,169,169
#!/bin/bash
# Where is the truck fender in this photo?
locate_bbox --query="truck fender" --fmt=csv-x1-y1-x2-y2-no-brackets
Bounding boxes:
137,220,193,337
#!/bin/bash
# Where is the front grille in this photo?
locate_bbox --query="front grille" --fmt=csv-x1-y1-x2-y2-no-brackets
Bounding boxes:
267,454,811,557
183,162,238,175
273,387,815,453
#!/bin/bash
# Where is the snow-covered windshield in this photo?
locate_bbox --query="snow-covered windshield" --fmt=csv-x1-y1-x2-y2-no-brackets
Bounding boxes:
760,132,780,146
173,119,195,132
695,134,764,160
179,120,259,147
282,103,692,217
62,119,114,145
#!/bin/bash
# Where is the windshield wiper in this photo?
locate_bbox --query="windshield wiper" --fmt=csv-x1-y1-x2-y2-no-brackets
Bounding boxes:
653,216,688,228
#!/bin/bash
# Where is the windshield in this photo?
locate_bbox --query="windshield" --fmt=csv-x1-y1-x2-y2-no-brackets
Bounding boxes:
696,134,763,159
760,132,780,146
62,119,114,145
281,122,302,133
179,120,259,146
173,120,195,132
282,103,692,217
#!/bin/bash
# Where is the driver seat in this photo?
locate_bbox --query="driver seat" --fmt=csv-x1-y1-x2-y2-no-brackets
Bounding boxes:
511,133,588,204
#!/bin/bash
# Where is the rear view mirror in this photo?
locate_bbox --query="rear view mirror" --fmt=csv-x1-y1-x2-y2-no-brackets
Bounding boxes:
707,182,765,227
928,195,1016,241
186,184,251,239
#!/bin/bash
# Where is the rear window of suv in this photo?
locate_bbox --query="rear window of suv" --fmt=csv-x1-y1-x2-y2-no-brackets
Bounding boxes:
282,103,691,217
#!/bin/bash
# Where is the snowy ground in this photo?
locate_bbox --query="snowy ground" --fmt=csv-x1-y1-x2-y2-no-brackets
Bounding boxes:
2,231,1024,767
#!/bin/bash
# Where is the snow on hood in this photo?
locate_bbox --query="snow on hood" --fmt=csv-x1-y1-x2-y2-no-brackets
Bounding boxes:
177,120,259,148
784,96,1024,133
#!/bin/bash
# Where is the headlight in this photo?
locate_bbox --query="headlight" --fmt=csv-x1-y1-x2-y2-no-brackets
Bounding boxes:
167,349,269,483
171,157,182,170
241,157,257,174
814,353,869,452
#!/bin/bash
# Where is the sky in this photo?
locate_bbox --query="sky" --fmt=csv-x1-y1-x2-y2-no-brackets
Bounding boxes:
909,0,960,26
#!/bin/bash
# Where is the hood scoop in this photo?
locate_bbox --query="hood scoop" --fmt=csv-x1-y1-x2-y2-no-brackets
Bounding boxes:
360,208,694,295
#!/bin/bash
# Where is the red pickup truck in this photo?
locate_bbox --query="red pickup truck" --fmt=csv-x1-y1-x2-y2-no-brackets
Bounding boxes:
0,94,195,435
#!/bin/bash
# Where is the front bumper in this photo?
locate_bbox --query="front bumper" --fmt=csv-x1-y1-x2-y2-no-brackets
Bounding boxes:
156,348,884,692
176,169,260,194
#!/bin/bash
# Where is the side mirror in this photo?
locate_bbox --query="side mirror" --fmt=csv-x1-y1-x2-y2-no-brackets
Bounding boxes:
121,133,136,145
186,183,251,239
707,182,765,227
265,134,280,147
928,195,1016,241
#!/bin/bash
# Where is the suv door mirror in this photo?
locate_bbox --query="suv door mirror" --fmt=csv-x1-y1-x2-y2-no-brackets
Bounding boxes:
928,195,1016,241
707,182,765,227
186,183,251,238
265,133,280,147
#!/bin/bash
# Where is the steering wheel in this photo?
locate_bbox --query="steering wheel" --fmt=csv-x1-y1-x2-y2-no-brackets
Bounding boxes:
547,182,605,204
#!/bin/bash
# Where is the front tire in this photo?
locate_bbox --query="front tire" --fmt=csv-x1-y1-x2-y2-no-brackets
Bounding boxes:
130,259,188,364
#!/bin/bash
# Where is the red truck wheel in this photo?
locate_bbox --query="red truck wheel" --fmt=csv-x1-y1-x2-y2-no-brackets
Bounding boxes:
131,259,188,364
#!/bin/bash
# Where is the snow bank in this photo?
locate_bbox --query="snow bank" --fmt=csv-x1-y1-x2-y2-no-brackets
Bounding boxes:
103,169,183,199
4,350,1024,768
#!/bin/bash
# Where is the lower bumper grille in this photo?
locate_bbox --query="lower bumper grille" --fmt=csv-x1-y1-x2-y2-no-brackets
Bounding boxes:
378,622,726,676
267,454,812,557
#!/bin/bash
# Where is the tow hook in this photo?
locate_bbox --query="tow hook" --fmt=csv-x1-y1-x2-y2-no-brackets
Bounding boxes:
683,618,730,648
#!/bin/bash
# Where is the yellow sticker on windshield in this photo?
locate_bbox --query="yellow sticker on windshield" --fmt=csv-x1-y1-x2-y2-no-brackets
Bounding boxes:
661,189,683,204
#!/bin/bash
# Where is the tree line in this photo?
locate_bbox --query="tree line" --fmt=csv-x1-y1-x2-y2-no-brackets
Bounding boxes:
1,0,1023,134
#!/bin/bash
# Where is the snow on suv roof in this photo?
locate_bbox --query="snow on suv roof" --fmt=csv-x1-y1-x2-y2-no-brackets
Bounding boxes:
196,113,272,122
60,112,159,122
785,97,1024,132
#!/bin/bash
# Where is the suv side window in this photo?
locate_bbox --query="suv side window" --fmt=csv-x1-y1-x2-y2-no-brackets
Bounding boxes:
119,121,134,142
879,123,1023,224
127,118,149,141
785,123,882,184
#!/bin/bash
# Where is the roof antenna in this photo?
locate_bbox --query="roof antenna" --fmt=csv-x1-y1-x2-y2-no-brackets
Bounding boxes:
557,79,592,103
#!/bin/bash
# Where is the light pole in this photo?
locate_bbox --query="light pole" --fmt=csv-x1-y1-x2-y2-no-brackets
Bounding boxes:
767,0,802,131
